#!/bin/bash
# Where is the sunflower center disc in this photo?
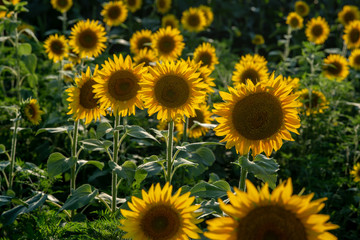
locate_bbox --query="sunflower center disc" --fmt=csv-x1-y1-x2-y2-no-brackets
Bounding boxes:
311,24,323,37
241,68,260,84
128,0,136,7
158,36,175,54
108,70,139,101
237,206,307,240
108,5,121,20
141,205,180,240
303,92,319,109
189,109,204,129
78,29,98,49
50,40,64,55
158,0,166,8
188,14,200,27
27,104,35,117
57,0,68,7
344,12,355,24
326,61,342,75
137,37,151,51
290,17,299,28
155,75,190,108
79,79,98,109
138,57,151,66
349,28,360,44
199,52,212,67
232,92,283,140
355,55,360,65
165,20,174,28
296,5,305,15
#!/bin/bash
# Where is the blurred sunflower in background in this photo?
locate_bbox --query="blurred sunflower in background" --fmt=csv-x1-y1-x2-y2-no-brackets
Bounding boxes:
162,14,179,29
338,5,360,26
93,54,147,116
66,66,105,124
205,179,338,240
343,20,360,49
176,104,213,139
124,0,142,13
120,183,202,240
305,16,330,45
101,1,128,27
350,162,360,182
0,0,20,18
155,0,171,14
140,60,207,121
69,19,107,59
50,0,73,13
63,62,74,84
181,7,206,33
297,88,328,116
349,49,360,70
322,54,349,81
133,48,157,67
198,5,214,28
231,61,268,88
20,98,44,125
130,29,153,54
193,42,219,70
284,76,300,92
294,0,309,17
213,74,301,157
286,12,304,30
44,34,68,63
252,34,265,45
152,27,184,61
240,54,268,70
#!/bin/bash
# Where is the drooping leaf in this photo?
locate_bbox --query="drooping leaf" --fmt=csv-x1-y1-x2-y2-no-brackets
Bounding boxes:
18,43,32,55
190,180,230,198
0,144,6,154
47,152,77,178
80,139,112,152
108,160,136,183
132,169,148,189
96,122,113,139
126,125,160,143
60,184,98,211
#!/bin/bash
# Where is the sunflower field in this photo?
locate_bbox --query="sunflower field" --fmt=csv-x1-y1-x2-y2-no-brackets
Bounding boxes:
1,0,360,239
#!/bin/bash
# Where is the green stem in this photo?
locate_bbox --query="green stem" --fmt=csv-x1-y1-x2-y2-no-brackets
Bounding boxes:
182,116,188,143
112,114,120,213
70,120,79,218
9,116,19,189
166,120,174,184
283,26,292,61
14,13,21,102
62,11,67,34
239,166,248,191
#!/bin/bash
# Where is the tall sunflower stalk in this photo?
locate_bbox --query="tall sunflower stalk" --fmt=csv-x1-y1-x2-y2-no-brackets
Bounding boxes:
166,120,175,184
69,119,79,218
111,114,120,212
8,112,20,190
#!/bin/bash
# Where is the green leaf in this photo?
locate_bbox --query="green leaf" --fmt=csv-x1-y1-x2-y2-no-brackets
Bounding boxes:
193,147,216,166
198,199,221,218
176,142,223,152
234,154,279,189
96,122,112,139
0,144,6,154
138,156,164,176
95,192,126,205
60,184,98,211
21,54,37,73
0,195,12,207
126,125,160,143
77,160,104,171
36,126,72,135
18,28,39,42
18,43,32,56
80,139,112,152
132,169,147,189
47,152,77,178
173,158,198,168
108,161,136,183
1,192,47,225
190,180,230,198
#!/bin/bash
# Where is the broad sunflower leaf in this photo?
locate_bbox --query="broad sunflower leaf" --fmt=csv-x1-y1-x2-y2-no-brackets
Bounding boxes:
47,152,77,178
0,195,13,207
132,168,148,189
36,126,71,135
138,156,164,177
80,139,112,152
190,180,230,198
96,122,113,139
60,184,98,211
109,160,136,183
0,161,10,171
1,192,47,225
125,125,160,143
18,43,32,55
77,160,105,175
21,54,37,73
176,142,223,152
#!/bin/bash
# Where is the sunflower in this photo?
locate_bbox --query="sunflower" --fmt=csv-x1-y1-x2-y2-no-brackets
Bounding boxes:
93,54,147,116
284,76,300,91
193,42,219,70
252,34,265,45
152,27,185,61
239,54,268,70
140,60,207,121
133,48,157,67
69,19,107,59
204,178,338,240
44,34,68,63
182,58,215,94
286,12,304,30
338,5,360,26
68,49,82,64
21,98,44,125
231,61,268,88
0,0,20,18
322,54,349,81
63,63,74,84
297,88,328,116
305,17,330,45
213,74,301,157
130,29,153,55
349,49,360,70
101,1,128,27
181,7,207,33
155,0,171,14
350,162,360,182
162,14,179,29
66,66,105,124
176,104,213,139
125,0,142,13
343,20,360,49
295,1,310,17
50,0,73,13
120,182,202,240
198,5,214,27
